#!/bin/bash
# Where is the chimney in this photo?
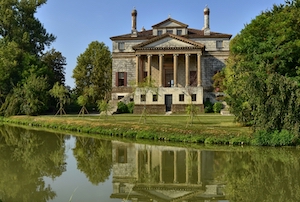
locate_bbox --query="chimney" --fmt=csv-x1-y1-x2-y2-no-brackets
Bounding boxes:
131,8,137,37
202,6,210,35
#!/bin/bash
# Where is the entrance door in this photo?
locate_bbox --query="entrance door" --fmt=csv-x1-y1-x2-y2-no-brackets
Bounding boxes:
165,95,172,112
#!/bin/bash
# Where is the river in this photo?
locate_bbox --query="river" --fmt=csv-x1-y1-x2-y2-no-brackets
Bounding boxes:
0,124,299,202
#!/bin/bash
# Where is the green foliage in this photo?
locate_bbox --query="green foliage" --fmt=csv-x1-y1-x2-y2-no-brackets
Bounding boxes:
213,70,226,92
117,102,129,113
252,129,297,146
49,82,70,115
127,102,135,113
72,41,112,103
1,74,49,116
213,102,223,113
225,1,300,135
204,100,213,113
77,95,88,107
41,48,66,86
0,1,65,116
97,100,112,118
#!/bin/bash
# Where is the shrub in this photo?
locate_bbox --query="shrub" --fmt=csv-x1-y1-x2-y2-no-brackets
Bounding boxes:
252,129,296,146
213,102,223,113
127,102,134,113
117,101,128,113
204,100,213,113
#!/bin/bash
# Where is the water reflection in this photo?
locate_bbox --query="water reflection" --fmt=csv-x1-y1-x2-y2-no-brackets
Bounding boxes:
111,141,226,201
1,125,300,202
73,137,112,185
0,124,67,202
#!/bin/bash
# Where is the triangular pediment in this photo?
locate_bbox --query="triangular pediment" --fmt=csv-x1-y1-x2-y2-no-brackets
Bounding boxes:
133,33,204,50
152,18,188,28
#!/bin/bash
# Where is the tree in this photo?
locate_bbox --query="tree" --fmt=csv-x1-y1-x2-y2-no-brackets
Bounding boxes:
41,48,66,86
0,0,59,116
0,0,56,55
72,41,112,104
224,0,300,135
49,82,70,116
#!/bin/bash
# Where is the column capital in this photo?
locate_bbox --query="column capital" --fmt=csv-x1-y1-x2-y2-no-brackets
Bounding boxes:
197,53,202,57
173,54,179,57
159,54,164,57
147,54,152,57
136,54,141,57
185,53,191,57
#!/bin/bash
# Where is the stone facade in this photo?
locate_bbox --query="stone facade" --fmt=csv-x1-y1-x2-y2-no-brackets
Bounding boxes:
110,6,231,114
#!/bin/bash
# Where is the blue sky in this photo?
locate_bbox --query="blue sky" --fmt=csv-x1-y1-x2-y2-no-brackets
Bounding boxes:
36,0,285,88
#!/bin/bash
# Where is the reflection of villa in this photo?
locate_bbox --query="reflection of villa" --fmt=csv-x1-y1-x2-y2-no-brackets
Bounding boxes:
110,141,227,202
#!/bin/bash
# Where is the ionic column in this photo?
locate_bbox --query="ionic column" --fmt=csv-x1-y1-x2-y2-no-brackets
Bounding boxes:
135,55,140,85
159,54,164,87
197,53,202,86
173,54,178,87
147,54,152,84
185,54,190,87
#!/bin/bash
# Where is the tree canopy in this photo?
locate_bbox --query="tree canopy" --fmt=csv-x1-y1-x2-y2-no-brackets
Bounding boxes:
72,41,112,104
225,0,300,136
0,0,67,116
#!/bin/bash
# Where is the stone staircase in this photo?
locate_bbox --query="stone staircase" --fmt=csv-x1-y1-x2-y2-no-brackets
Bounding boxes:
104,93,133,115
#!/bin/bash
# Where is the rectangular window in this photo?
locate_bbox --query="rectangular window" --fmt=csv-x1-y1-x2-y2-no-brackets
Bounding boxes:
141,94,146,102
176,29,182,35
157,30,163,36
153,94,158,102
118,42,125,51
216,40,223,49
191,94,197,101
118,72,124,86
167,30,173,34
179,94,184,102
116,72,127,87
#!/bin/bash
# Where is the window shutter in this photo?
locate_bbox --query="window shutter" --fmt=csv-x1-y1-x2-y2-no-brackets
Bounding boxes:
115,72,119,86
124,72,127,86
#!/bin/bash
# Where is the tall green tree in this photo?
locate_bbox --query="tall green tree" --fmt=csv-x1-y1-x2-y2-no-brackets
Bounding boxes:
225,0,300,135
72,41,112,104
0,0,63,116
41,48,66,86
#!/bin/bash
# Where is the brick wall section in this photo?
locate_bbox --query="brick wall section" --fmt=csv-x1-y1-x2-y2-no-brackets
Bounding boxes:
133,104,204,114
172,104,204,114
133,104,166,114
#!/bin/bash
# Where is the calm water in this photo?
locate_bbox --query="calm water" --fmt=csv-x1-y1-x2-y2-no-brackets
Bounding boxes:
1,124,300,202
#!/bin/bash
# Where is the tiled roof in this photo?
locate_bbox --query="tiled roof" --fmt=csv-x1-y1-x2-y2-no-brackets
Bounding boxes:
110,28,232,41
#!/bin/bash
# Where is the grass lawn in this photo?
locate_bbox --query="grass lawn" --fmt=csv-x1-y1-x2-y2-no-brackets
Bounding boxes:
2,113,253,144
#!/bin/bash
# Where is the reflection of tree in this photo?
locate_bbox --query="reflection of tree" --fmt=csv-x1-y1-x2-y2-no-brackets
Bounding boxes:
73,137,112,185
0,125,66,202
218,149,300,201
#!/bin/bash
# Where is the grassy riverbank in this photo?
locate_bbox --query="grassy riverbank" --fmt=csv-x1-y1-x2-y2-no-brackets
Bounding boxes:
0,114,253,145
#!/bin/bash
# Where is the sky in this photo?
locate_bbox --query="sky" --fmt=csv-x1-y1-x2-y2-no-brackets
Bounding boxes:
36,0,285,88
